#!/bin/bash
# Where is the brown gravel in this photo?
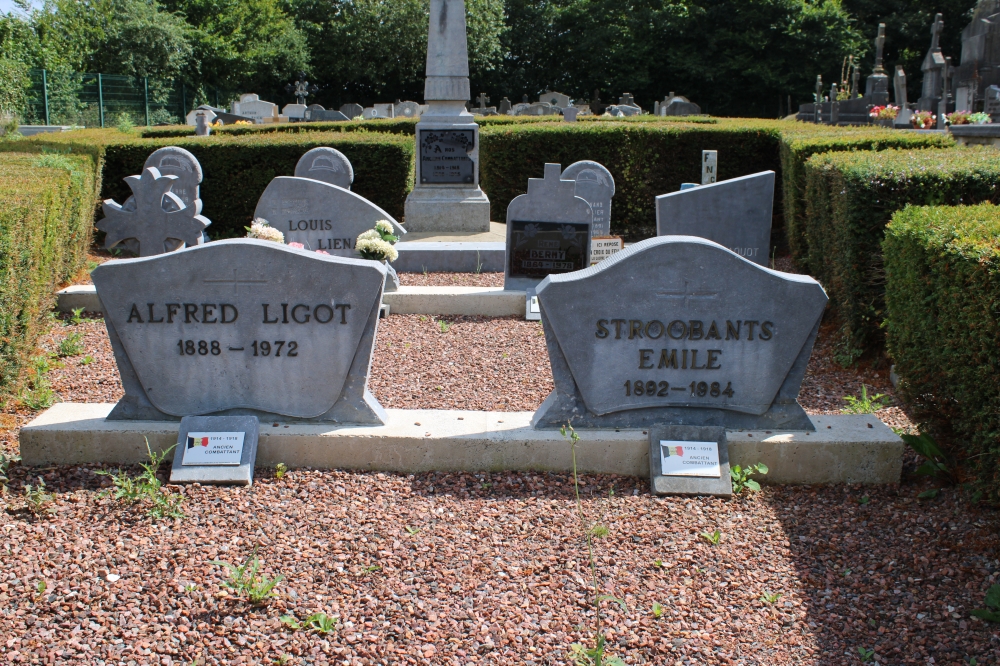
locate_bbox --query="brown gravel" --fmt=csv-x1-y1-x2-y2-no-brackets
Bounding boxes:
0,468,998,666
398,272,504,287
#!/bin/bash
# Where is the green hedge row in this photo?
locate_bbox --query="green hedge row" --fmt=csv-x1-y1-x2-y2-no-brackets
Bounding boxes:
0,151,97,403
802,147,1000,357
884,203,1000,500
11,129,415,239
480,120,783,240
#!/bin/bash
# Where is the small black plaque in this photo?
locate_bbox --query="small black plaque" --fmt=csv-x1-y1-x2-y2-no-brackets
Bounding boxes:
508,220,590,279
419,129,475,184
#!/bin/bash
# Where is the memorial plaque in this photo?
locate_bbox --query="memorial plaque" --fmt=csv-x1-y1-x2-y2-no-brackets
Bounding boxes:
649,425,732,496
503,163,593,290
531,235,827,430
92,239,388,424
701,150,718,185
656,171,775,266
590,236,623,265
562,160,615,237
170,415,259,486
508,221,589,280
419,129,475,184
254,177,404,255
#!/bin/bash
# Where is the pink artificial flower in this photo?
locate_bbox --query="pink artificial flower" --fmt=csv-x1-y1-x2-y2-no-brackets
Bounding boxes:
315,250,330,255
288,242,305,249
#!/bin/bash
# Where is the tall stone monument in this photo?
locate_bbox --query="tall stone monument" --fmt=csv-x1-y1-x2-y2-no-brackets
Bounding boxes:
918,13,947,112
403,0,491,232
865,24,890,106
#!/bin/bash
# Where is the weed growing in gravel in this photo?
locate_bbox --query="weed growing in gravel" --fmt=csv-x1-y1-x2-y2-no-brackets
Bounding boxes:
210,547,283,605
275,463,288,479
80,355,94,365
0,451,18,495
405,525,421,536
653,559,664,568
23,477,54,515
19,355,56,410
58,331,85,357
561,423,627,666
68,307,85,326
858,495,870,505
857,646,875,662
730,463,768,493
34,580,46,599
589,524,609,538
361,564,381,575
918,488,940,500
437,319,450,333
96,439,184,520
651,602,663,619
971,585,1000,623
273,655,291,665
281,612,339,634
760,591,782,604
700,529,721,546
901,432,952,481
841,385,888,414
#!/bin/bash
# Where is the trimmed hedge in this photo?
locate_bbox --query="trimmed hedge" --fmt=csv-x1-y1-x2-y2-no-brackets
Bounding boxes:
480,120,783,240
779,128,953,265
11,129,416,239
0,151,97,403
884,203,1000,500
803,147,1000,357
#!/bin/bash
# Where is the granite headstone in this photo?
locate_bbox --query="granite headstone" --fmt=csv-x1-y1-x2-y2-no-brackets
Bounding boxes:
504,163,593,291
561,161,615,237
394,101,422,118
254,177,404,255
294,147,354,189
91,239,388,424
97,167,210,257
540,90,572,108
340,103,364,120
655,171,775,266
531,236,827,430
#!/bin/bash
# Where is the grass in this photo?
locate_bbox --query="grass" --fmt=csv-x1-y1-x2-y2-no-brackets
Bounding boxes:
281,612,339,634
18,354,57,410
700,529,722,546
842,385,888,414
58,331,85,357
210,547,283,605
96,438,184,520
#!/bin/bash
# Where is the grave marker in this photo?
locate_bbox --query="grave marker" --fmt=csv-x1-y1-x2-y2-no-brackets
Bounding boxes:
340,103,364,120
254,177,404,255
655,171,775,266
649,425,732,496
294,147,354,189
504,163,592,291
91,239,388,424
169,415,259,486
702,150,717,184
531,236,827,430
561,160,615,237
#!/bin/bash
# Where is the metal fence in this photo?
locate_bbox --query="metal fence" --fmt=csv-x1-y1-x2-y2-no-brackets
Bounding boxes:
24,69,237,127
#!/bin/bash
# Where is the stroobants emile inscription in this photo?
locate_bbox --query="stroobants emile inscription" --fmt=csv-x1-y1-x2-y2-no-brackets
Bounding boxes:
92,239,388,424
531,236,828,430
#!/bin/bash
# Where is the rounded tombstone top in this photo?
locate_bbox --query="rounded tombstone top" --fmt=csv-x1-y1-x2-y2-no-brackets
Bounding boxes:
294,147,354,190
561,160,615,197
142,146,204,213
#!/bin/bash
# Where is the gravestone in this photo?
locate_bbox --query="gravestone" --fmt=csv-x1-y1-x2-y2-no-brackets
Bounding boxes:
539,90,571,108
510,102,531,115
294,147,354,189
531,236,827,430
282,104,307,121
309,109,350,122
606,104,640,117
231,94,278,123
518,103,559,116
561,160,615,237
169,415,259,486
618,93,641,111
986,85,1000,121
702,150,717,185
563,107,580,122
91,239,388,424
649,425,732,496
340,103,364,120
254,177,404,255
498,97,512,114
918,13,946,112
504,163,593,291
894,66,913,127
195,112,212,136
98,167,210,257
865,24,890,105
417,129,476,184
187,105,217,126
655,171,775,266
394,101,422,118
659,93,702,116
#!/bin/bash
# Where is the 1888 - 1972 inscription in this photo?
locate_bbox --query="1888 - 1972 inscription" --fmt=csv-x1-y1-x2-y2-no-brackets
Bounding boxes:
419,130,475,184
92,239,388,424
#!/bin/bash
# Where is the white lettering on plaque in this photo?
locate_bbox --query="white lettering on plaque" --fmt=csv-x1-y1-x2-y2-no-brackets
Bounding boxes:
659,440,720,478
182,431,245,466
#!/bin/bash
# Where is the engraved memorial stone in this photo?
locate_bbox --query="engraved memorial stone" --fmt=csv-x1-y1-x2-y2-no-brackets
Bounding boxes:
563,107,580,122
531,236,827,430
394,100,422,118
656,171,775,266
92,239,388,424
504,163,592,291
195,111,212,135
142,147,203,213
254,177,404,255
294,147,354,189
169,415,259,486
539,90,571,108
340,103,364,120
309,109,350,122
498,97,511,114
649,425,732,496
702,150,717,185
561,160,614,237
231,93,278,123
418,129,475,184
97,167,210,257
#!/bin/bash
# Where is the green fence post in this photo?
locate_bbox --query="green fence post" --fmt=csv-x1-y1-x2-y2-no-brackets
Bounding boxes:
98,73,105,128
42,69,50,126
215,89,219,109
181,82,186,122
144,77,150,126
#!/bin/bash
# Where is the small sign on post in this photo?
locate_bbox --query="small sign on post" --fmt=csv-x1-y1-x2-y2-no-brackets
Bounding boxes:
649,425,732,496
525,287,541,321
590,236,623,265
702,150,717,185
170,415,260,486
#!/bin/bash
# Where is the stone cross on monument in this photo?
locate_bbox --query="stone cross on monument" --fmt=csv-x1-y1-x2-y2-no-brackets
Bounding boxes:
873,24,886,75
476,92,490,110
286,72,319,106
403,0,491,232
931,13,943,52
865,23,890,104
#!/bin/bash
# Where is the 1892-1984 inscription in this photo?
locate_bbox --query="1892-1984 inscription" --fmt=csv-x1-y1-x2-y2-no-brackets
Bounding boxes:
508,221,589,279
419,129,475,184
92,239,388,424
531,236,828,430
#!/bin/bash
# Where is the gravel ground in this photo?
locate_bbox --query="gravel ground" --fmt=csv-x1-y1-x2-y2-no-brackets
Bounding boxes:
398,272,504,288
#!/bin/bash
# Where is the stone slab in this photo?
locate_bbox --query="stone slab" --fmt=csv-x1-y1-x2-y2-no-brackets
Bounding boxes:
383,287,525,316
655,171,775,266
19,406,903,484
404,185,491,233
394,241,504,273
169,415,259,486
91,239,387,424
649,425,732,496
57,285,104,314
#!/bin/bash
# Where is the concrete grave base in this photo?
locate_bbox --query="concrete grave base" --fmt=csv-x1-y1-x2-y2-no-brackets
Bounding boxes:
403,187,492,233
20,404,904,484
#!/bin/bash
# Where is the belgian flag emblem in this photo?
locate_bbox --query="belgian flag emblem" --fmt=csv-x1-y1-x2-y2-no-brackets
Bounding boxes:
187,436,209,449
661,445,683,457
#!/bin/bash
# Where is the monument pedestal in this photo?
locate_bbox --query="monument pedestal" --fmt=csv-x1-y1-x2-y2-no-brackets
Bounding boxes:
404,186,491,232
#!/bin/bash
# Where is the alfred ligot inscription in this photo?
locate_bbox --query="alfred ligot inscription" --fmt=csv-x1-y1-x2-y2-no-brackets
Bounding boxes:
92,239,387,424
532,236,827,429
419,129,475,184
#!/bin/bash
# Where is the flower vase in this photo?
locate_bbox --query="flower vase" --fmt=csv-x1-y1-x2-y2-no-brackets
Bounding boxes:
383,261,400,292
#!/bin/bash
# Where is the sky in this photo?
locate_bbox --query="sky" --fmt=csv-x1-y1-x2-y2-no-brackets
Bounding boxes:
0,0,37,14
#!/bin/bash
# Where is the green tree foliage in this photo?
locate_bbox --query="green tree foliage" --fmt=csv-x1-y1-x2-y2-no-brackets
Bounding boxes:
0,56,28,118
